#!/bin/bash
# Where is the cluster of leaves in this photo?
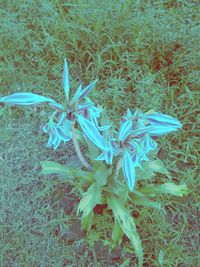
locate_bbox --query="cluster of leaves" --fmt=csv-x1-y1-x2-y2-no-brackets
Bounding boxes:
0,55,189,266
41,139,189,266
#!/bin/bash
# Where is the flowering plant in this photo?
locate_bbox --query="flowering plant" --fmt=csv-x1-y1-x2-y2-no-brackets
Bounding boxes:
0,59,189,266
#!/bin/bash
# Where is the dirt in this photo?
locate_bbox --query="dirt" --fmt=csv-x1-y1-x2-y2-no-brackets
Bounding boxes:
151,42,188,87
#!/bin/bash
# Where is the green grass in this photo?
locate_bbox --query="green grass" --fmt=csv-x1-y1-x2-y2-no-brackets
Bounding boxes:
0,0,199,266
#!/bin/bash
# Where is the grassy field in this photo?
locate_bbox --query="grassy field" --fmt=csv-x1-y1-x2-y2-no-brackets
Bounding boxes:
0,0,199,266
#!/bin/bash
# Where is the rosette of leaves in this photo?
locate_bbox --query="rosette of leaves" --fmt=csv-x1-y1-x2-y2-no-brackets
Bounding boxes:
0,59,101,151
41,141,189,267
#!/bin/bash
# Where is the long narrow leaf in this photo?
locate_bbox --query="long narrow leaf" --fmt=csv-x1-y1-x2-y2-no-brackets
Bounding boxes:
76,114,108,151
41,161,94,182
132,125,181,137
118,120,133,141
81,212,94,234
63,58,70,102
70,80,98,105
132,196,163,210
122,149,136,191
41,161,76,177
77,101,94,111
139,183,189,197
42,123,50,134
112,220,124,246
70,84,82,105
57,112,67,127
0,92,56,106
107,195,143,267
49,102,65,111
47,132,56,147
54,126,71,142
53,135,61,150
143,113,182,128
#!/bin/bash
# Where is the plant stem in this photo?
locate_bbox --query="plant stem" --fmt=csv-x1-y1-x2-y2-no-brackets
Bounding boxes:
114,158,122,181
72,126,92,171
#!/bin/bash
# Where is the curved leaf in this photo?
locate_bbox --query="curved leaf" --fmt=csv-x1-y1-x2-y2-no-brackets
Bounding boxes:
53,135,61,150
77,101,94,111
118,120,133,141
46,132,57,147
41,161,94,182
132,195,163,210
0,92,56,106
94,163,112,186
54,126,71,142
139,183,189,197
77,182,102,218
70,80,98,105
112,220,124,246
81,212,94,234
41,161,76,177
42,123,50,133
70,84,82,105
72,168,94,182
136,159,169,181
49,102,65,111
122,149,136,192
143,113,182,128
76,114,108,151
107,195,143,267
56,111,67,127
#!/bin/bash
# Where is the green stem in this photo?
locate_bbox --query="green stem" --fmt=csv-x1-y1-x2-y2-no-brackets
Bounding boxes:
72,126,92,171
114,158,122,181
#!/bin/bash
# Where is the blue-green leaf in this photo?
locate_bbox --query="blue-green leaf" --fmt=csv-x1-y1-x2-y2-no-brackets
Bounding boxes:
0,92,56,106
57,112,67,127
70,80,98,105
42,123,50,133
47,132,56,147
72,169,94,182
106,179,129,202
132,125,181,137
70,84,82,105
62,119,74,134
142,134,157,153
122,149,136,192
119,120,133,141
53,135,61,150
49,102,65,111
77,101,94,111
143,113,182,128
76,114,108,151
54,126,71,142
63,58,70,102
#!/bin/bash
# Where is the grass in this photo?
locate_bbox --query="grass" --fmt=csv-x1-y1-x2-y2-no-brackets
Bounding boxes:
0,0,199,266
